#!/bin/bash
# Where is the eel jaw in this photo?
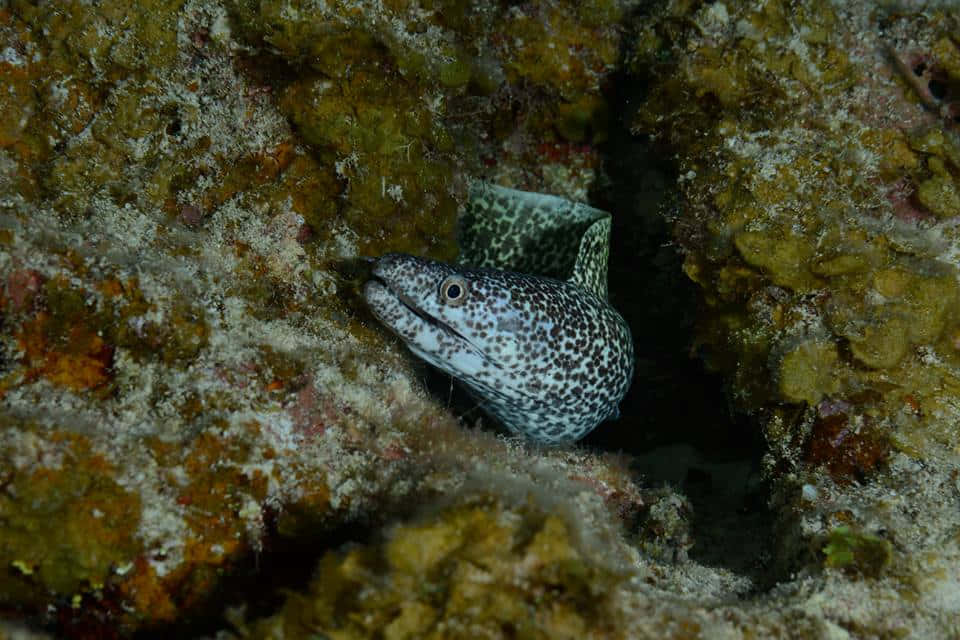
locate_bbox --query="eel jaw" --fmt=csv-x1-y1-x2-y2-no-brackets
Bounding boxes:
364,277,496,369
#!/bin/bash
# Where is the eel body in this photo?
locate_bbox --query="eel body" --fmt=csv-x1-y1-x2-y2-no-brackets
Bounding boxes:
364,182,633,444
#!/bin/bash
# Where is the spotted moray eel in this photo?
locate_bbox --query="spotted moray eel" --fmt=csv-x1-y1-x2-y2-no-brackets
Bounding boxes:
364,181,634,444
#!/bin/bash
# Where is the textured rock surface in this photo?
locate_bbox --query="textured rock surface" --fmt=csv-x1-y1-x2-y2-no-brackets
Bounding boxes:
629,0,960,636
3,0,960,638
229,1,960,637
0,0,638,636
236,495,639,639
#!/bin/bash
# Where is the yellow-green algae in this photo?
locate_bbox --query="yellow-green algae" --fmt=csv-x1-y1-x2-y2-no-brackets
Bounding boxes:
4,0,461,262
277,70,460,258
629,1,960,634
0,0,633,632
776,338,842,406
632,0,960,464
0,427,141,607
239,496,630,640
227,0,625,158
7,0,184,211
822,526,892,578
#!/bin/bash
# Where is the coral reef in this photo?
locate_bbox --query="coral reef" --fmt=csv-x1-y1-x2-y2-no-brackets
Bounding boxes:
629,0,960,635
4,0,960,637
236,495,635,640
0,0,634,635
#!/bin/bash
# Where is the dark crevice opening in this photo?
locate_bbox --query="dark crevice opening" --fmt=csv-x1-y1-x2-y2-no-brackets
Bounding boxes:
55,12,784,638
579,28,775,585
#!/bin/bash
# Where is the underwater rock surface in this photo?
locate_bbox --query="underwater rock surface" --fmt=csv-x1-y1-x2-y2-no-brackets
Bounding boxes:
630,0,960,636
1,0,959,638
0,0,641,636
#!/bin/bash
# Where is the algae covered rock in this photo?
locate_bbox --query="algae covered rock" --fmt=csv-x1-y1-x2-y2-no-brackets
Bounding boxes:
240,496,633,640
630,0,960,635
633,0,960,466
0,0,636,635
7,0,960,636
776,338,841,406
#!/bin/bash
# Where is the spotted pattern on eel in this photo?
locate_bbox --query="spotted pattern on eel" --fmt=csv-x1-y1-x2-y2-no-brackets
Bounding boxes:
364,181,634,444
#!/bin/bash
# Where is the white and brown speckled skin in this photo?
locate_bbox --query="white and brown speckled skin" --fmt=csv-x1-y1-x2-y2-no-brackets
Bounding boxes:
365,182,633,443
364,252,634,444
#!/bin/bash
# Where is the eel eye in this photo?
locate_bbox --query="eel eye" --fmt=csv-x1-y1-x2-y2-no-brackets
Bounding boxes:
440,276,469,306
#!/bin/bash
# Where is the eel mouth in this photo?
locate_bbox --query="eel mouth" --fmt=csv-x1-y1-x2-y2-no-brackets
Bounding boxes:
367,275,495,365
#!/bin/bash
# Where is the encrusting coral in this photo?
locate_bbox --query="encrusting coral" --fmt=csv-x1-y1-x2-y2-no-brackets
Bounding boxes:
235,495,635,640
4,0,960,637
630,0,960,634
0,0,637,635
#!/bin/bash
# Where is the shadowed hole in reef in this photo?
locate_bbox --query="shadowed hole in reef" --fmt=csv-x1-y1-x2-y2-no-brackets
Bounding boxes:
419,64,775,583
592,62,773,582
117,513,387,639
113,32,779,640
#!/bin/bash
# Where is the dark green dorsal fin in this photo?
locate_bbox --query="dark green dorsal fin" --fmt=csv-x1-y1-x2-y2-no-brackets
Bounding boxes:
569,215,610,299
461,181,611,297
